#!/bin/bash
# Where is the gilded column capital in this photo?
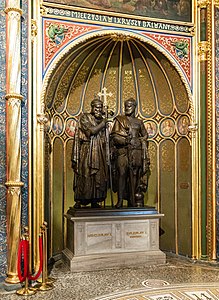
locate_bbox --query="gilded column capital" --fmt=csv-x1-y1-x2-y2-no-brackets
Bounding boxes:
31,19,38,42
5,93,23,101
198,41,210,61
37,113,48,124
189,123,198,137
5,94,23,108
5,7,23,15
197,0,210,8
37,103,48,126
37,113,48,129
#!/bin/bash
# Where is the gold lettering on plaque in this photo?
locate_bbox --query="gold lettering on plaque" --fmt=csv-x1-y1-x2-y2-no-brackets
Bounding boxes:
127,231,145,235
126,231,146,238
87,233,112,237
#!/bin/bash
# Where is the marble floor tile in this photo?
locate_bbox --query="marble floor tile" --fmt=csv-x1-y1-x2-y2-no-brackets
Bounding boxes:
0,254,219,300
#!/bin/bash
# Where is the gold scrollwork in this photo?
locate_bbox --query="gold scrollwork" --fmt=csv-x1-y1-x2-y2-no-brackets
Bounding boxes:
198,41,210,61
188,26,195,36
197,0,210,8
4,7,23,15
215,0,219,7
40,4,48,16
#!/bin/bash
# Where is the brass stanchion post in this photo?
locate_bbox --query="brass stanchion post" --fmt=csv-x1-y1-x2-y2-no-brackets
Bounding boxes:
35,223,53,291
43,221,56,284
16,228,36,296
16,276,36,296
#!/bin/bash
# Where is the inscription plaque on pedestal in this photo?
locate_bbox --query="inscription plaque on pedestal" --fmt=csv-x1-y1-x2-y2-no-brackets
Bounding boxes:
63,208,166,272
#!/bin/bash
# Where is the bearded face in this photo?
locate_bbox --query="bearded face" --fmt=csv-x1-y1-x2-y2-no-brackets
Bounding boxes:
91,102,104,119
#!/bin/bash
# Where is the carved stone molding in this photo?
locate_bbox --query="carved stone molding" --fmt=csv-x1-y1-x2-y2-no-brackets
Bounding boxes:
197,0,210,8
198,41,210,61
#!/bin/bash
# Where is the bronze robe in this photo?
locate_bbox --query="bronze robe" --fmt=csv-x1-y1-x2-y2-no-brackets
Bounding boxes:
72,113,107,204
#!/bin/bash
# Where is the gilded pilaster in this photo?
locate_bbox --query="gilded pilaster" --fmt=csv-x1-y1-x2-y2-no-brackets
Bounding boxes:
5,0,23,284
197,0,216,260
189,99,199,259
190,3,201,260
31,0,45,270
206,0,216,260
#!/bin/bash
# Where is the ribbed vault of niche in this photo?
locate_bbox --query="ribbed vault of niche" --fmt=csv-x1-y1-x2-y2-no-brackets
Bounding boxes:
44,33,192,258
45,34,189,118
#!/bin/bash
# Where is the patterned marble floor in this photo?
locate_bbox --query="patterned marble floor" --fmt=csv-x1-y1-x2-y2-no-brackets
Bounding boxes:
1,255,219,300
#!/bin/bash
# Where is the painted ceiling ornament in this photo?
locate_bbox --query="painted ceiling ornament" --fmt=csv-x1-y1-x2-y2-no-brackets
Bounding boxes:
172,40,189,59
47,23,68,45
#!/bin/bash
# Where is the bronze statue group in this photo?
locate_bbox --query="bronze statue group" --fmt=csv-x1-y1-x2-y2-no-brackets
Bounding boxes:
71,97,150,209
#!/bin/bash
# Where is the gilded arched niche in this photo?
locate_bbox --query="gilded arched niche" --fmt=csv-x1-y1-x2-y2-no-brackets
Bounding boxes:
42,30,193,257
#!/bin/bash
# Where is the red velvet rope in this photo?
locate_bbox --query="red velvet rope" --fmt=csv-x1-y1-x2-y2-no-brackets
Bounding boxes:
17,239,28,282
28,236,43,281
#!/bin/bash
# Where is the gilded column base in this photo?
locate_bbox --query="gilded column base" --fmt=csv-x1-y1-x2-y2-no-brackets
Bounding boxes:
5,273,21,284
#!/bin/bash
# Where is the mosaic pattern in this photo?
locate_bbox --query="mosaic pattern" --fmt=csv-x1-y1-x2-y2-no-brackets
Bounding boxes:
21,0,29,230
94,284,219,300
0,2,7,281
1,256,219,300
216,7,219,258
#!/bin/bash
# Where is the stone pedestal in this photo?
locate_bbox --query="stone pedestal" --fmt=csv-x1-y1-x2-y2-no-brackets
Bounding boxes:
63,207,166,272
